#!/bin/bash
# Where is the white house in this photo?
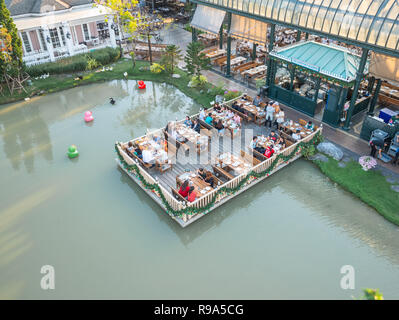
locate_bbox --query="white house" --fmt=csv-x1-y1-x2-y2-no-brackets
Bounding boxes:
5,0,119,65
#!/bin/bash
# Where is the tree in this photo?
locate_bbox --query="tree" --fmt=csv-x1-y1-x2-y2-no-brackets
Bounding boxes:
0,0,23,75
132,8,166,65
160,45,182,74
184,41,210,80
94,0,140,55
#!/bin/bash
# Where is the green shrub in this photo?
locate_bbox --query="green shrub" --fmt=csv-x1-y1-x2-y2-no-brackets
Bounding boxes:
190,75,207,88
223,89,241,101
86,56,100,70
150,63,165,74
26,47,120,77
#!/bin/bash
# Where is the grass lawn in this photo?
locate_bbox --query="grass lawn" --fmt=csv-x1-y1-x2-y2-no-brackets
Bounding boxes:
0,59,217,107
313,157,399,226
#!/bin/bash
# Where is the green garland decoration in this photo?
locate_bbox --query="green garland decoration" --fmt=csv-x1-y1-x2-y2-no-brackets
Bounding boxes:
115,132,323,218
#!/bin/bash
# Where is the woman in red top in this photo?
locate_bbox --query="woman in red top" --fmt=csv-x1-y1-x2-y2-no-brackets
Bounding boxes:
178,180,190,198
187,186,197,202
264,146,275,158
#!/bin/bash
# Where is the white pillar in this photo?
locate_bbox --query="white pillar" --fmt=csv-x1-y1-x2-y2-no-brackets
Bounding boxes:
42,26,55,62
62,22,74,56
108,17,117,48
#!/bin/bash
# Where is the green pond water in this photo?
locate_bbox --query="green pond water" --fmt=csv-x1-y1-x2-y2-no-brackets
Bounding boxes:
0,80,399,299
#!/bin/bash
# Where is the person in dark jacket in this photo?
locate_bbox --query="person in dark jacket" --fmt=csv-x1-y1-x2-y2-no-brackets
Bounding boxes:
193,119,201,133
369,138,385,158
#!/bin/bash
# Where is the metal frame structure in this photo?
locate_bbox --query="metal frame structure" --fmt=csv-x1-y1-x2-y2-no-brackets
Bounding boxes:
191,0,399,58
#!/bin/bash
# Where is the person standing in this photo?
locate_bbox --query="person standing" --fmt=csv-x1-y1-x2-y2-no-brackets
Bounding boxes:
265,102,275,128
276,108,285,130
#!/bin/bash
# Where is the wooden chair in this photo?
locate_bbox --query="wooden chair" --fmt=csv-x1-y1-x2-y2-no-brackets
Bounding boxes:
225,104,251,123
240,150,261,166
171,187,187,203
250,148,267,162
212,165,234,181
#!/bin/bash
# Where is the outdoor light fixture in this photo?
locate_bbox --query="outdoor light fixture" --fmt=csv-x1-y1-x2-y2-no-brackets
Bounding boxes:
46,36,51,44
66,32,71,39
111,23,117,31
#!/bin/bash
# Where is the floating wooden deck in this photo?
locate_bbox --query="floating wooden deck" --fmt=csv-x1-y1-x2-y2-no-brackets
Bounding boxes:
116,97,322,227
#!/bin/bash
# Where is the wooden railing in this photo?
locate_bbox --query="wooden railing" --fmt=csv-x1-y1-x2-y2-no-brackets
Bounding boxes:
117,144,184,214
185,127,323,216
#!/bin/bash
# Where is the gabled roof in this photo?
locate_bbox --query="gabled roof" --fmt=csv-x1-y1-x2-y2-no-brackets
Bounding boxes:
270,41,369,83
5,0,92,16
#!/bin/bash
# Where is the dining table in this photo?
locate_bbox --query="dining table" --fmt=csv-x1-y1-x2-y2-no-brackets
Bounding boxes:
242,65,267,77
236,99,266,124
176,171,214,197
215,152,252,176
205,49,226,59
175,123,208,153
211,110,241,137
280,121,314,139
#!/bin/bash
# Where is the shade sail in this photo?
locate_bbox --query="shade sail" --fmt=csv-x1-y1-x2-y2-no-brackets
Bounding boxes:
369,53,399,86
230,14,268,45
190,4,226,34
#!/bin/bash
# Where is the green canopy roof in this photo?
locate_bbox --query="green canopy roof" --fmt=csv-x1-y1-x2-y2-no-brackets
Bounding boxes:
269,41,369,83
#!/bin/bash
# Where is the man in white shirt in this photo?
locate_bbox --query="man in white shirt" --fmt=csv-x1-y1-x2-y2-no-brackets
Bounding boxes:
292,129,302,141
199,109,206,121
142,148,155,165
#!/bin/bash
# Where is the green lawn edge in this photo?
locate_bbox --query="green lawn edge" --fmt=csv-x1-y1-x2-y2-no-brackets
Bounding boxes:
312,157,399,226
0,59,216,107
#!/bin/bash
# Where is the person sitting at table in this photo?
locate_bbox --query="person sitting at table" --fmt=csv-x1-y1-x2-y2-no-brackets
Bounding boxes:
305,121,314,131
253,94,262,107
231,101,239,110
277,136,286,149
264,145,275,159
187,186,197,202
226,109,234,119
214,103,221,112
292,128,302,141
184,116,193,128
233,112,241,126
250,136,258,149
142,147,156,168
242,94,250,101
268,130,278,143
199,108,206,121
193,119,201,133
204,171,215,188
153,135,161,144
197,168,207,180
215,119,225,136
127,141,135,154
178,180,190,198
205,113,214,126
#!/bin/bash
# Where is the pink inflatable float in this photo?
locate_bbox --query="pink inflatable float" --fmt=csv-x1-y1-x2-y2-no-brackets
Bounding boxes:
84,111,94,122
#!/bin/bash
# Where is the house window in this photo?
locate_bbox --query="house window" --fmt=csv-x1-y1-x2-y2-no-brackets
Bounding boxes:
21,32,32,53
96,21,110,40
58,27,66,46
49,28,61,48
82,24,90,41
38,29,47,51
